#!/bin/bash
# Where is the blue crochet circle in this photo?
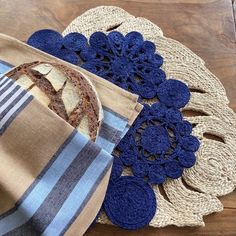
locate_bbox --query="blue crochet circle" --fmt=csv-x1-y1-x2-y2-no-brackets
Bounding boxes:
141,125,171,154
103,176,156,230
165,108,183,123
63,32,88,52
148,164,166,184
27,29,63,53
157,79,190,108
164,160,183,179
89,32,110,51
180,135,200,152
132,160,149,178
176,120,192,136
178,150,196,168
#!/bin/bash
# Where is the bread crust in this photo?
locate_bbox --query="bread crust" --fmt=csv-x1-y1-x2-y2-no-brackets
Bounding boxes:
6,61,103,141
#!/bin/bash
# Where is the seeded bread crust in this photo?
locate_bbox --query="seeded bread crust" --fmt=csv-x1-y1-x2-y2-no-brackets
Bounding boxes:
6,61,103,141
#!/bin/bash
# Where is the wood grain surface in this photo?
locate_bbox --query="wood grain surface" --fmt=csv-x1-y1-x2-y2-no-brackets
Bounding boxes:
0,0,235,235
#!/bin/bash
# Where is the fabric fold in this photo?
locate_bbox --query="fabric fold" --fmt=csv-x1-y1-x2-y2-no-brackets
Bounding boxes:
0,76,113,235
0,33,143,235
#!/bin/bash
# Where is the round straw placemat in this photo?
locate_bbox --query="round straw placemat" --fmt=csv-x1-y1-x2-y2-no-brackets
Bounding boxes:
63,6,236,227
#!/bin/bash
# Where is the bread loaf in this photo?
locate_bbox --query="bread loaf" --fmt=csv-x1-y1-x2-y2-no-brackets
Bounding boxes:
6,61,103,141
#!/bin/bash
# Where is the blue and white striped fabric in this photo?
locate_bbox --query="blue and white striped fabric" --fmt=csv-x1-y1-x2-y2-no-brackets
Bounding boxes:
0,59,133,234
0,60,129,154
97,107,129,153
0,75,33,135
0,60,12,75
0,131,113,235
0,60,132,235
0,75,114,235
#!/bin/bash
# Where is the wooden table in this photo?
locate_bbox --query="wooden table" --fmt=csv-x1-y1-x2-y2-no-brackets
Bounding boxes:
0,0,235,235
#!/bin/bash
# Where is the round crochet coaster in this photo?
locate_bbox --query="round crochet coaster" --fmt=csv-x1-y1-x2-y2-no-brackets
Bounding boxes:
103,176,156,230
62,6,236,228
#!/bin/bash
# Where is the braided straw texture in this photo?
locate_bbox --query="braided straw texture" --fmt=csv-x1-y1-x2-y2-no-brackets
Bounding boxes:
63,6,236,227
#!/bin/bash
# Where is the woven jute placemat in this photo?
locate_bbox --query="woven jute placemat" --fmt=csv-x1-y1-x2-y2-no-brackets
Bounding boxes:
63,6,236,227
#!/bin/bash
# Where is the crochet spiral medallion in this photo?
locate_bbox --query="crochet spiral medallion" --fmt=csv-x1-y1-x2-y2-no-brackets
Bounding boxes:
104,176,156,230
116,103,200,185
27,29,200,229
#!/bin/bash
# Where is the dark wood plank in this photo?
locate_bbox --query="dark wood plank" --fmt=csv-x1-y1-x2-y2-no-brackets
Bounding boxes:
86,209,236,236
0,0,235,235
0,0,235,107
221,191,236,208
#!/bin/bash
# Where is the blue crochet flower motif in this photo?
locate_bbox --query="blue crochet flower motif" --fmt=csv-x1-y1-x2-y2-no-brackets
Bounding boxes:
80,31,166,100
114,102,200,184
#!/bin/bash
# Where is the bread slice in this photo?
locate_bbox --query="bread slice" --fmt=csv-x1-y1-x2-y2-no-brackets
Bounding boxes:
6,61,103,141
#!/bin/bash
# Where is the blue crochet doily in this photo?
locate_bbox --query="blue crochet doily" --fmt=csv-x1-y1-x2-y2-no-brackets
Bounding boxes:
28,30,166,101
27,29,201,229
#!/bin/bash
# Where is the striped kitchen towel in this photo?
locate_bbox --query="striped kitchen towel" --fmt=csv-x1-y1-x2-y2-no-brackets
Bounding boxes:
0,34,143,235
0,33,143,154
0,75,112,235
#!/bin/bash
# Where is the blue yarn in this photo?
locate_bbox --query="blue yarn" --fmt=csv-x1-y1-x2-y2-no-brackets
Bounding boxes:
116,133,136,153
80,47,97,61
164,160,183,179
178,150,196,168
141,125,171,154
176,121,192,136
180,135,200,152
134,81,157,99
63,32,88,52
27,30,167,101
132,160,149,178
157,79,191,108
108,31,125,56
110,157,123,181
148,68,166,86
80,31,165,100
103,176,156,230
123,32,143,56
148,164,166,184
27,28,200,186
141,41,156,54
120,150,137,166
89,32,111,52
117,101,199,184
26,29,203,228
165,108,183,123
52,48,79,65
152,54,164,67
151,102,167,118
27,29,63,53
